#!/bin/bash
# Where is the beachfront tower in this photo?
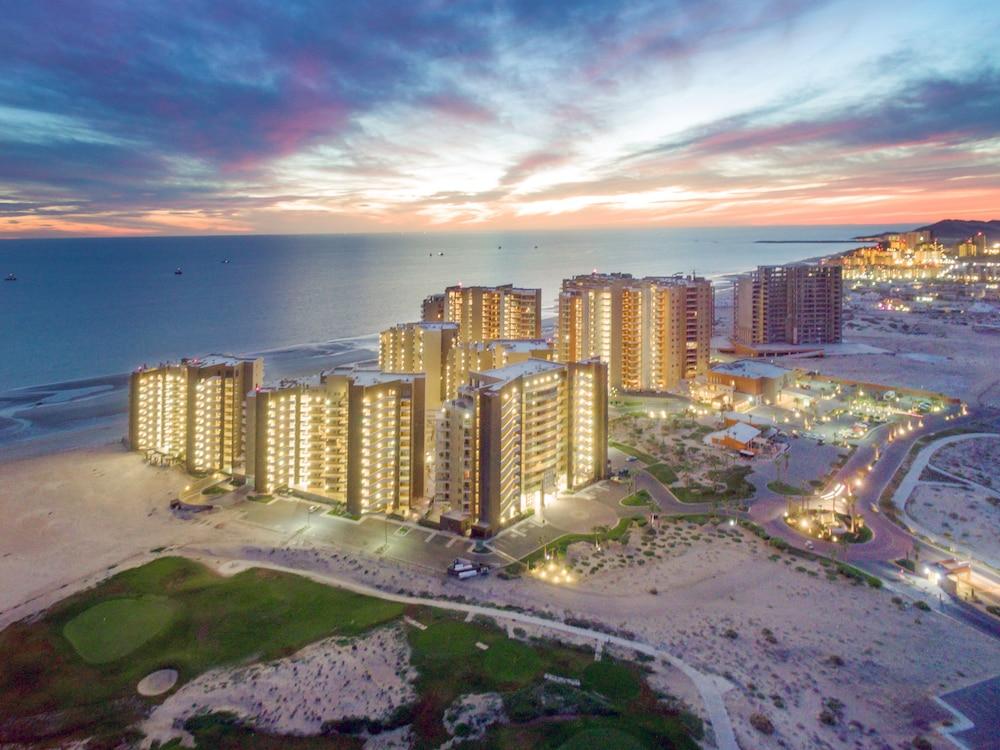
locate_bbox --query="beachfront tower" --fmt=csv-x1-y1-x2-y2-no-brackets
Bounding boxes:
247,371,425,516
434,358,607,536
128,356,263,474
556,272,712,393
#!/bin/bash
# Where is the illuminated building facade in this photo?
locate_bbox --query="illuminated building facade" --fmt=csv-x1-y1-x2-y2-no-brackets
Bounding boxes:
128,357,262,473
733,263,842,347
248,371,425,515
443,284,542,344
379,321,459,410
446,338,554,403
435,358,607,535
556,272,712,393
421,293,446,322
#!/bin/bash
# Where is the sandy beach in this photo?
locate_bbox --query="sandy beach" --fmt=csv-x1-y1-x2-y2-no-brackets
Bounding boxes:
1,441,998,748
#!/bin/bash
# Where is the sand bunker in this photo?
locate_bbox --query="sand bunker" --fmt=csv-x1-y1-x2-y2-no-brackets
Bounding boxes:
137,668,179,696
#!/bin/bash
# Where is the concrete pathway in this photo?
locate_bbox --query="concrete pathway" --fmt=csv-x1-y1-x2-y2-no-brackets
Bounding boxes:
196,552,741,750
892,432,1000,571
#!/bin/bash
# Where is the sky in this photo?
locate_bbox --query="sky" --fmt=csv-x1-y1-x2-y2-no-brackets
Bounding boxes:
1,0,999,238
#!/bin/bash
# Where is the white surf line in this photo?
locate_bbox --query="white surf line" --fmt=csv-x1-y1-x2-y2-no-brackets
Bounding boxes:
198,553,740,750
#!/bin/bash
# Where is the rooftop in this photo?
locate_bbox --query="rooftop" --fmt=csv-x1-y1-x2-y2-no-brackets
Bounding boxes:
710,359,790,380
474,358,563,389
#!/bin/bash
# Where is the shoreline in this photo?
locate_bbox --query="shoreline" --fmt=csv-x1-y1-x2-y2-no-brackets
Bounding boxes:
0,248,846,461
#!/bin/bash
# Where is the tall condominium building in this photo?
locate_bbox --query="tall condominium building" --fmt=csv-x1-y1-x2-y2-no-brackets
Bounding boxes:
446,338,555,404
247,370,425,515
379,321,459,410
434,358,607,535
128,357,263,473
732,263,843,347
443,283,542,343
556,272,712,393
421,293,446,322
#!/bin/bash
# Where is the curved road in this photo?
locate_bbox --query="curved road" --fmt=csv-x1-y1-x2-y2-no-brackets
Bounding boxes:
193,552,740,750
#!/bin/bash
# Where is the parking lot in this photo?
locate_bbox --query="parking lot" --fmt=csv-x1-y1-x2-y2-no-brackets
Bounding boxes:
237,480,640,573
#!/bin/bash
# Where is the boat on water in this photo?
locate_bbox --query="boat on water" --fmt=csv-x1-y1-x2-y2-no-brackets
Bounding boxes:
438,251,444,256
174,267,183,275
4,273,16,282
221,258,231,264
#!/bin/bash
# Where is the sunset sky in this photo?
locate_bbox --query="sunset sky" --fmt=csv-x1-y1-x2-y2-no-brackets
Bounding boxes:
2,0,998,238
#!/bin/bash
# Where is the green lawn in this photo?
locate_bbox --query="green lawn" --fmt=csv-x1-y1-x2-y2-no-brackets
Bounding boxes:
645,463,678,485
408,613,700,750
559,727,647,750
609,441,658,464
0,557,404,745
673,467,755,504
767,480,809,496
522,517,640,565
621,489,653,507
63,595,180,664
582,661,642,701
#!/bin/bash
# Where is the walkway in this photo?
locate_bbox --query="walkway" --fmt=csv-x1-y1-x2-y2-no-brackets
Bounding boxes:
193,551,741,750
892,432,1000,571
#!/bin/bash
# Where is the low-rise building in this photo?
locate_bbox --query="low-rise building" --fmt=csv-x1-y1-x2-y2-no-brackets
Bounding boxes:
708,359,792,403
707,421,763,455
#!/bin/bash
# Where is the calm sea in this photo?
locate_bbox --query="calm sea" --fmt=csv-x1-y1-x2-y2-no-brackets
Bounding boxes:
0,226,894,390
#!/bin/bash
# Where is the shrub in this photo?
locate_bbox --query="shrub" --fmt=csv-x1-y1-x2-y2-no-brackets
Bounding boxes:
749,713,774,735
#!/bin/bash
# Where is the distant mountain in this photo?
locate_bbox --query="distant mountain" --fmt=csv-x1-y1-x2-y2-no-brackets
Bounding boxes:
856,219,1000,244
912,219,1000,243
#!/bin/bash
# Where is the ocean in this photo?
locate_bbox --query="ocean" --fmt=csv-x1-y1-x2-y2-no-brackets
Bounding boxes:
0,226,892,391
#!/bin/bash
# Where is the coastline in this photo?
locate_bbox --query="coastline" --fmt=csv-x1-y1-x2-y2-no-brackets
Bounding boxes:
0,245,847,462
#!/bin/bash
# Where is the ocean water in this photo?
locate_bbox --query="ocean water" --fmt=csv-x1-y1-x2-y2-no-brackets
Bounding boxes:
0,226,893,390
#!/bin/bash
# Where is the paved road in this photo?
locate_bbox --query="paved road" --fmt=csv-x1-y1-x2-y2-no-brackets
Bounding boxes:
891,432,1000,569
747,410,980,563
199,552,741,750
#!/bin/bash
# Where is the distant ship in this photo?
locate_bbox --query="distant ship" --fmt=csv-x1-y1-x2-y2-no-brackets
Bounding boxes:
438,251,444,256
221,258,231,264
4,273,16,282
174,267,183,275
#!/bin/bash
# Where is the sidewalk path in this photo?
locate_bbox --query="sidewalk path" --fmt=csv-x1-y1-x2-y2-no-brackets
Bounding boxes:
191,551,741,750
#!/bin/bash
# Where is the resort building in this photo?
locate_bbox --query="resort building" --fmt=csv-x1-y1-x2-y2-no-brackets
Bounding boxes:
732,263,842,349
379,321,460,410
247,370,425,515
434,358,607,536
446,338,555,404
708,359,793,403
128,356,263,473
556,272,712,393
421,293,446,322
443,283,542,344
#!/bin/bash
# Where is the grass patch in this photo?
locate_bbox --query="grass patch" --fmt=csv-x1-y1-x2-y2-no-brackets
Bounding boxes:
0,557,403,745
522,518,637,566
582,660,642,702
609,441,658,464
559,727,647,749
622,490,653,507
201,485,229,496
63,595,180,664
767,480,809,496
646,464,678,485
